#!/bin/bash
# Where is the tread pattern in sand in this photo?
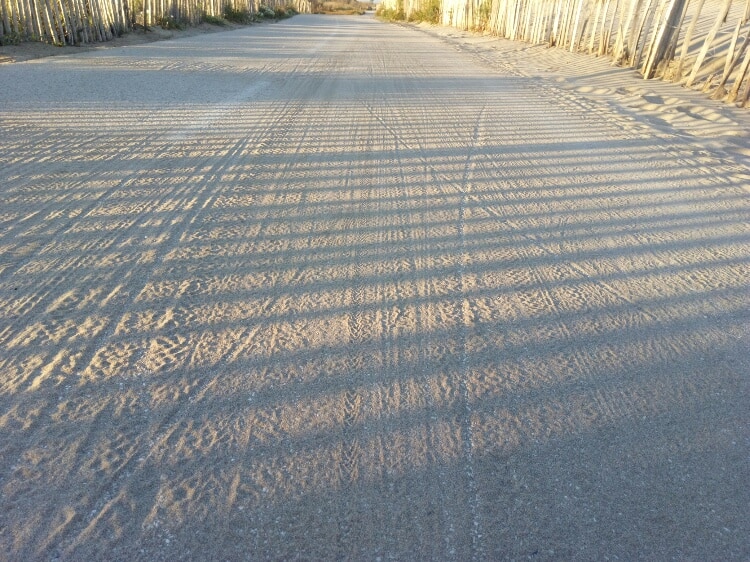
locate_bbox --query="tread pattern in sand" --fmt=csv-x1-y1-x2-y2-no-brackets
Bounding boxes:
1,15,749,561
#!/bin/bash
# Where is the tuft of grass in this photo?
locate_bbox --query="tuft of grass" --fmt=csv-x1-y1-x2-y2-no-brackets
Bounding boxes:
202,13,228,26
407,0,440,23
0,31,26,46
223,5,253,23
376,3,405,21
257,4,276,18
156,14,189,29
377,0,440,23
274,6,298,18
216,3,297,24
475,0,491,30
252,5,298,20
314,0,369,15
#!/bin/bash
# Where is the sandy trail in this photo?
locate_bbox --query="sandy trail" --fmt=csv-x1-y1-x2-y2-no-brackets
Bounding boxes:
1,14,748,560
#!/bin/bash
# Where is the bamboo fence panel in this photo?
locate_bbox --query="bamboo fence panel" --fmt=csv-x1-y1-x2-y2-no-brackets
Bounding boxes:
384,0,750,104
1,0,311,44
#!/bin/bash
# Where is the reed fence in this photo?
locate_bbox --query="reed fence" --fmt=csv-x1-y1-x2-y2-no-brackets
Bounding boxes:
0,0,311,46
383,0,750,105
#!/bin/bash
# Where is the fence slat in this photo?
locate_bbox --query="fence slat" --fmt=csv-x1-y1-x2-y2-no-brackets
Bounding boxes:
727,28,750,99
713,23,749,96
643,0,684,77
686,0,733,85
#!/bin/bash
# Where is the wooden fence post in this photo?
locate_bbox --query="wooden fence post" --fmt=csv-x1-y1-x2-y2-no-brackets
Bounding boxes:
728,32,750,101
642,0,685,78
686,0,733,86
713,24,750,97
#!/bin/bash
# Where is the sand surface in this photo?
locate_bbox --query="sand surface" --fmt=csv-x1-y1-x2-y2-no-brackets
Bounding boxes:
1,14,749,560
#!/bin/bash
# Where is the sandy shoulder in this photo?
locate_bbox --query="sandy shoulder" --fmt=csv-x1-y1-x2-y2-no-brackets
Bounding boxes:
0,21,250,64
411,21,750,184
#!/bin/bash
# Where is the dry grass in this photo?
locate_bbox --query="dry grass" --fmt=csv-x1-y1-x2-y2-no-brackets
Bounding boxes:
312,0,371,14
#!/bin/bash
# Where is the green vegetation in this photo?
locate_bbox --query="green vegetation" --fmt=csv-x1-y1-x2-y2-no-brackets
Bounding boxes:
273,6,299,18
222,4,297,22
202,14,228,26
0,31,26,46
222,5,253,23
375,0,404,21
257,4,276,18
376,0,439,22
409,0,440,23
156,14,189,29
476,0,491,30
312,0,369,15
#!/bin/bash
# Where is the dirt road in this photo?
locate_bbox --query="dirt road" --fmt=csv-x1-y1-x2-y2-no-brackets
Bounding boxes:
1,15,748,560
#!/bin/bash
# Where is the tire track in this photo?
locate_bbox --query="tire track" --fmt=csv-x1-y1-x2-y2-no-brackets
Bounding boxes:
341,141,367,488
370,54,491,554
2,15,749,562
453,104,487,561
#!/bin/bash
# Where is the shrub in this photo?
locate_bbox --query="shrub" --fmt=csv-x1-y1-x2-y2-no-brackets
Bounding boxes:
314,0,368,14
156,14,188,29
376,4,405,21
202,13,228,25
407,0,440,23
476,0,491,30
0,31,25,46
223,5,253,23
257,4,276,18
271,6,297,18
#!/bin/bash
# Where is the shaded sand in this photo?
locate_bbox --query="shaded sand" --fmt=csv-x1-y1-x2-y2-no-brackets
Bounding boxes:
0,21,262,65
1,14,748,560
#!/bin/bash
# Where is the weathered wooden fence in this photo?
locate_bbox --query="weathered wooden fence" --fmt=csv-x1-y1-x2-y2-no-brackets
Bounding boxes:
383,0,750,105
0,0,311,46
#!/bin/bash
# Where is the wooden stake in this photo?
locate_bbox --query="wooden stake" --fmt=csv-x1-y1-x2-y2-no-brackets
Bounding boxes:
661,0,690,66
613,0,640,62
643,0,684,78
628,0,654,67
723,19,742,78
1,0,11,36
713,25,750,98
601,0,621,55
587,0,603,52
641,0,669,72
728,31,750,101
568,0,587,51
686,0,733,86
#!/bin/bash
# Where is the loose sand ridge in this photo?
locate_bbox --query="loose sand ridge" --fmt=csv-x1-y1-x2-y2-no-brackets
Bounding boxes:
0,14,748,560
